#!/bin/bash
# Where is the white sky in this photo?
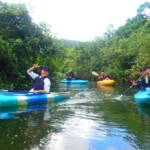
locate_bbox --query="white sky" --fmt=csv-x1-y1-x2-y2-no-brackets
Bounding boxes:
1,0,150,41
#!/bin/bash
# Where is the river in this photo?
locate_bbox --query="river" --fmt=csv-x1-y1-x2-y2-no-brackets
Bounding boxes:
0,82,150,150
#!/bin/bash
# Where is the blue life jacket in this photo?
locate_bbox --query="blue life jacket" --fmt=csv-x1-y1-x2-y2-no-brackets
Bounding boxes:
137,84,150,90
137,75,150,90
33,76,49,90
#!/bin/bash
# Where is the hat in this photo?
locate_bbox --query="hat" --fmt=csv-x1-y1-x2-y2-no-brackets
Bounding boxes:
42,66,49,71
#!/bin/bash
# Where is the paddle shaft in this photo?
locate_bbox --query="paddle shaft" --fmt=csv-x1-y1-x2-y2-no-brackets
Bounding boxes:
120,74,145,97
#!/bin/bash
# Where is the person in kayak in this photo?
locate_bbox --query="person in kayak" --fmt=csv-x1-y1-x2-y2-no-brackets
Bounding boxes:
66,70,74,80
27,64,51,93
98,72,111,81
131,67,150,90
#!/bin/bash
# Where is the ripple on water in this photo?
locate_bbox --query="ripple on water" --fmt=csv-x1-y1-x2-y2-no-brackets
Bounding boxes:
1,84,147,150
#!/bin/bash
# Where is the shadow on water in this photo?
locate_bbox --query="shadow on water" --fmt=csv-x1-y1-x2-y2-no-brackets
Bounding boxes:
0,82,150,150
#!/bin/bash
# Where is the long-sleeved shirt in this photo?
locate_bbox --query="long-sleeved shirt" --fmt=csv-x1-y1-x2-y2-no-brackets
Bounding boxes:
27,71,51,92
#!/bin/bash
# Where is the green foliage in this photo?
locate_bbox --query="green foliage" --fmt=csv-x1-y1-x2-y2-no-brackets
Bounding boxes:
0,1,150,89
60,39,81,48
63,2,150,82
0,2,66,89
137,2,150,15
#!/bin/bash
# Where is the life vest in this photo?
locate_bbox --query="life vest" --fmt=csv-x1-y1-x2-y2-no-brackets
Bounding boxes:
137,74,150,90
33,76,49,90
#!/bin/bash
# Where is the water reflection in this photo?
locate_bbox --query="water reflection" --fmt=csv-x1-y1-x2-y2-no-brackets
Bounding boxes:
0,105,48,119
41,116,107,150
89,136,134,150
136,103,150,115
97,85,115,94
0,84,150,150
30,100,136,150
59,83,89,92
136,103,150,126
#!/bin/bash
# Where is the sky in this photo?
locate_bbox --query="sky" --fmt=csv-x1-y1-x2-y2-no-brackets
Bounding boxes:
1,0,150,41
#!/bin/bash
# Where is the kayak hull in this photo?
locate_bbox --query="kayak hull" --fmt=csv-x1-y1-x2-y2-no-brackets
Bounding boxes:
60,79,89,84
97,80,115,86
134,90,150,104
0,92,69,107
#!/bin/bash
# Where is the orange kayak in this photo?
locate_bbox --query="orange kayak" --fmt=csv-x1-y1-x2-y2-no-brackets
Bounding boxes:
97,80,115,86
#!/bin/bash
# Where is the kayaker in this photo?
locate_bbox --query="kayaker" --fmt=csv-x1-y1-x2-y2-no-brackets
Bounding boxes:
98,72,111,81
66,70,74,80
131,67,150,90
27,64,51,93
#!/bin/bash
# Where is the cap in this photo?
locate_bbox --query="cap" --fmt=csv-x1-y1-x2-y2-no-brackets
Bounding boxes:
42,66,49,71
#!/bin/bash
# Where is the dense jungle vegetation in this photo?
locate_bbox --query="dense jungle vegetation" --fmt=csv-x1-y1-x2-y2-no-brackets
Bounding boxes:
0,1,150,89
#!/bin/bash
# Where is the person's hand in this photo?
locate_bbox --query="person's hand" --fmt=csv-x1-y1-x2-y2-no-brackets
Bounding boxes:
34,90,47,93
27,64,40,73
131,80,137,86
145,69,150,74
34,90,40,94
33,64,40,69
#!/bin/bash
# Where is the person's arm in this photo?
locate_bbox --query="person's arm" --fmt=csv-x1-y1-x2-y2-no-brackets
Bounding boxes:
27,64,40,79
147,69,150,74
34,90,48,93
131,80,137,86
44,78,51,92
27,64,40,72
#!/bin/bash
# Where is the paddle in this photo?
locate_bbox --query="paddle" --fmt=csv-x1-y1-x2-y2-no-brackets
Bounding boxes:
91,71,99,76
118,74,145,99
0,89,9,92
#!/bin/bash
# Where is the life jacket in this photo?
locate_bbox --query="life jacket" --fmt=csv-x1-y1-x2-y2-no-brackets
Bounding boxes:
137,74,150,90
33,76,49,90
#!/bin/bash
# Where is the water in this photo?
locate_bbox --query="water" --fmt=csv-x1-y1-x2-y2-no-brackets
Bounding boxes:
0,83,150,150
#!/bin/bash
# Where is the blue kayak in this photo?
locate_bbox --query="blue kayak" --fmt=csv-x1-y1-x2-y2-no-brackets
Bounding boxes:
60,79,89,84
134,90,150,104
0,92,69,107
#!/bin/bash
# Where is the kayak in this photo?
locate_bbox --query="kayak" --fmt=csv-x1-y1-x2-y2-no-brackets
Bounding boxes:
97,80,115,86
0,92,69,107
60,83,88,88
60,79,89,84
134,90,150,104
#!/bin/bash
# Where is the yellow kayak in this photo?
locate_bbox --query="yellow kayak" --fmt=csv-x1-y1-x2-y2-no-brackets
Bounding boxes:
97,80,115,86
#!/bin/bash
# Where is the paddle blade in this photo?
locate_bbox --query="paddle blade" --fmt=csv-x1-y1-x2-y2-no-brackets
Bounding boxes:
112,94,123,100
91,71,99,76
0,89,8,92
